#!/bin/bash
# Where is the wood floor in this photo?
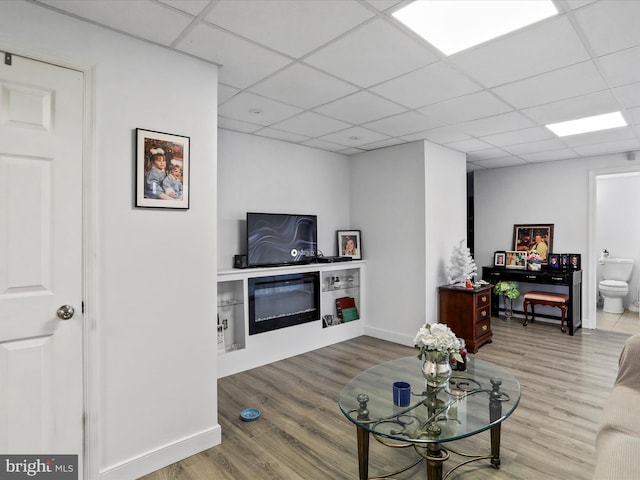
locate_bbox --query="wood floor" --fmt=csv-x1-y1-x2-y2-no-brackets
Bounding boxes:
141,319,631,480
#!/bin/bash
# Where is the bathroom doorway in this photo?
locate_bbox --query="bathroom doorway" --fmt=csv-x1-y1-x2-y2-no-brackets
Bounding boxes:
590,168,640,333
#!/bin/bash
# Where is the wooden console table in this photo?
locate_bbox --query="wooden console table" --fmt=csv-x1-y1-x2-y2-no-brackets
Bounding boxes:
482,266,582,335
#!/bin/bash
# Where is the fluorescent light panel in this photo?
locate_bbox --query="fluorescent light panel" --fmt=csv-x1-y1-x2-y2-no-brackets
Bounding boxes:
546,112,628,137
393,0,558,56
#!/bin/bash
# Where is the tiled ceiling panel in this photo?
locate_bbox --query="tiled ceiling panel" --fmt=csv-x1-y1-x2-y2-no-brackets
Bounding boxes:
33,0,640,169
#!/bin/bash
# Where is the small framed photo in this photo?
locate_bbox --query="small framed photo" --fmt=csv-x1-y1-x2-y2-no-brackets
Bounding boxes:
505,250,527,269
493,251,506,268
548,253,561,269
512,224,554,264
561,254,570,270
569,254,581,270
337,230,361,259
136,128,190,209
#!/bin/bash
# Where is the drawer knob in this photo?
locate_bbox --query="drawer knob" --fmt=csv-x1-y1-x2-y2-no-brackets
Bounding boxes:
482,324,488,331
481,296,487,302
481,310,487,317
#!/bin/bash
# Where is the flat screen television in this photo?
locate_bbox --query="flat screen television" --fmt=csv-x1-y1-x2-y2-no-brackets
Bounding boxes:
246,212,317,267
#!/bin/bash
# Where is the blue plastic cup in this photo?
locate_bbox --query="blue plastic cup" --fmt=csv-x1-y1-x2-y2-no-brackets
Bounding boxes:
393,381,411,407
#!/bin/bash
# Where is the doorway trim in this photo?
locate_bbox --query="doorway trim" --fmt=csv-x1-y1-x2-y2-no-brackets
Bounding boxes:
0,40,98,479
588,162,640,329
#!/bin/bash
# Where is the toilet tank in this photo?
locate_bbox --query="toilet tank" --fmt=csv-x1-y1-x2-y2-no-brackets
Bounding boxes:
600,258,634,281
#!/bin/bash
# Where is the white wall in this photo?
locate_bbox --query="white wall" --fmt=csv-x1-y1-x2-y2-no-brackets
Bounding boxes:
217,129,351,267
474,152,640,326
350,141,467,345
596,173,640,308
0,2,219,479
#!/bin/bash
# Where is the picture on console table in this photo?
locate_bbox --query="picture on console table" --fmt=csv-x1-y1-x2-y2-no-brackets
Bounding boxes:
136,128,190,209
512,224,554,263
493,251,506,268
337,230,361,259
569,254,581,270
505,250,527,269
548,253,561,269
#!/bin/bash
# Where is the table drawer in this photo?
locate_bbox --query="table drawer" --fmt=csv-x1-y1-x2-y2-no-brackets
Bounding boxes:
476,305,490,322
476,291,491,308
475,317,491,338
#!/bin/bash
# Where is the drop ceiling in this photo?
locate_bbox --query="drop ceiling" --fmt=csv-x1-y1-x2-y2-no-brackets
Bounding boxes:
32,0,640,170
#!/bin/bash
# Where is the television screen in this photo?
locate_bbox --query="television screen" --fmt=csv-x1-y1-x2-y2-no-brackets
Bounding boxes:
247,212,317,267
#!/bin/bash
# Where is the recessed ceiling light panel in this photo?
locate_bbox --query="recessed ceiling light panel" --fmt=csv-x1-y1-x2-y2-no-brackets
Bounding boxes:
546,112,628,137
393,0,558,56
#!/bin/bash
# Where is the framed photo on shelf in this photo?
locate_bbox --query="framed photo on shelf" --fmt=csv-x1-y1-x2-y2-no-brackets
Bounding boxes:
561,254,570,269
569,254,581,270
505,250,527,269
136,128,190,209
548,253,561,269
337,230,361,259
493,251,506,268
512,224,554,264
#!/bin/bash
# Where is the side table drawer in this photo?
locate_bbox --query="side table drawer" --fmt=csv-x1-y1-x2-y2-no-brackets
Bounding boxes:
476,292,490,308
475,317,491,338
477,305,490,322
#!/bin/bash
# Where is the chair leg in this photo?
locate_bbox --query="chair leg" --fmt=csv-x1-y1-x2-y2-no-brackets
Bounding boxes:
560,305,567,333
523,300,529,327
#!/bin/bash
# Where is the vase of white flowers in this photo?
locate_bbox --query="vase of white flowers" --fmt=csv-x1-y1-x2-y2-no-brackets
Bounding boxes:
413,323,463,388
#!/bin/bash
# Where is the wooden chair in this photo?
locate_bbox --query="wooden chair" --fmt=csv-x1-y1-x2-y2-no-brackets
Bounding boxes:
522,291,570,333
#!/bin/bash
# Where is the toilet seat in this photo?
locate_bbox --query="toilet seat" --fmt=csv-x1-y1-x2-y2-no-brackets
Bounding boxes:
600,280,629,291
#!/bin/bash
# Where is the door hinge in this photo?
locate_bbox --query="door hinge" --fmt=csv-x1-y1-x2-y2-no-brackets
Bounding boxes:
4,52,12,66
82,301,85,314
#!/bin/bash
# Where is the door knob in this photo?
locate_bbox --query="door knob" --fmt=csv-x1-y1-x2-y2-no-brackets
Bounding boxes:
56,305,75,320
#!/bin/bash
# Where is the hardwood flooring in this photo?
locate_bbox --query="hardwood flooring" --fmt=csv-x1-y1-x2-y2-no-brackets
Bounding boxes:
140,319,631,480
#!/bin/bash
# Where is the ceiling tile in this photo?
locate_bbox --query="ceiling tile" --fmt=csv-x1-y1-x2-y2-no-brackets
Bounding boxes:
249,63,359,109
445,138,494,153
302,138,350,152
365,0,403,12
304,18,439,87
518,148,579,163
176,23,291,88
218,84,240,105
627,106,640,124
370,61,482,109
314,91,406,124
466,148,511,161
218,92,303,126
319,126,391,147
358,138,407,151
159,0,210,16
572,138,640,156
218,118,262,134
254,127,311,144
521,90,619,124
205,0,374,58
491,61,607,109
481,127,554,147
407,126,470,144
364,111,441,137
271,111,352,137
418,91,512,125
615,83,640,109
574,0,640,57
470,157,528,169
599,46,640,87
450,16,590,87
38,0,192,45
456,112,536,137
502,138,568,155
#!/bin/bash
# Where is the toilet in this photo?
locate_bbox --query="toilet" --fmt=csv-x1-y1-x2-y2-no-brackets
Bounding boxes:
599,258,634,314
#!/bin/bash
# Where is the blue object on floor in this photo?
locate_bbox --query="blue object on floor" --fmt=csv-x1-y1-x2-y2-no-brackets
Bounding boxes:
240,408,261,422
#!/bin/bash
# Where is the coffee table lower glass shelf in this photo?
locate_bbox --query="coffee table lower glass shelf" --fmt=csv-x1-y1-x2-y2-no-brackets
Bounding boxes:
338,356,521,480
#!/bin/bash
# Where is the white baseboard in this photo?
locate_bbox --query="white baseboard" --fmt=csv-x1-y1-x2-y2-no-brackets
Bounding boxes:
100,425,221,480
364,325,413,347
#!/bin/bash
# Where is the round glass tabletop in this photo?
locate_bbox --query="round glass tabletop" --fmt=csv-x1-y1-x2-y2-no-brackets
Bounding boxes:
339,355,520,444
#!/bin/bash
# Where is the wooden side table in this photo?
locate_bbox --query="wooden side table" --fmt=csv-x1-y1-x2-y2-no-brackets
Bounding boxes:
438,284,493,353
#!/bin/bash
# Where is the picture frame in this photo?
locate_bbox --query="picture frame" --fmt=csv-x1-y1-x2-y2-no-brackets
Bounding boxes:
505,250,527,269
569,253,581,270
337,230,361,259
493,251,506,268
136,128,190,209
512,224,554,264
548,253,561,269
561,254,570,270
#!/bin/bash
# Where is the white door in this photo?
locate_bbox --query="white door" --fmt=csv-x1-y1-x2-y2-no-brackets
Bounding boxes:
0,53,84,461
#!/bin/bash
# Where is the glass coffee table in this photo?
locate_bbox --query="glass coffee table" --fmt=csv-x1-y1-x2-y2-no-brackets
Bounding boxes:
339,356,520,480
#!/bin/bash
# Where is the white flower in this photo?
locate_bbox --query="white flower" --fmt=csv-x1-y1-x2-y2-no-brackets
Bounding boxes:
414,323,463,361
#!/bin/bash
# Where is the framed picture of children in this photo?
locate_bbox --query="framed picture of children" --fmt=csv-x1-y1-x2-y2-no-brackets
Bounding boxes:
136,128,190,209
337,230,361,259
